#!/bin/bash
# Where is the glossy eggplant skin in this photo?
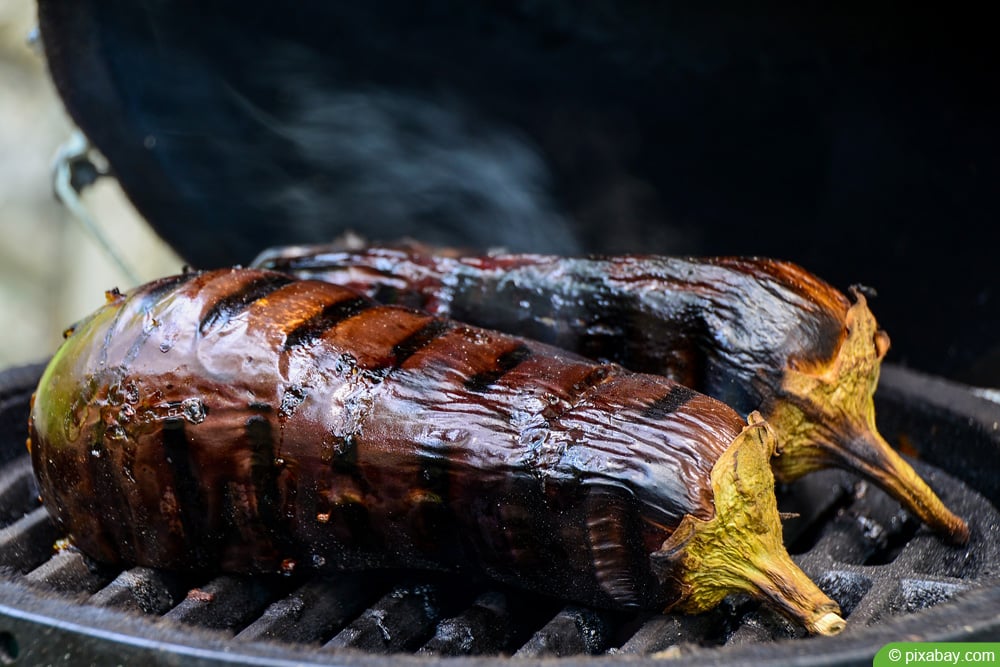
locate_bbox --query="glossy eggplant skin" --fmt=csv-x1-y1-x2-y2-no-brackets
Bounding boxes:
29,268,751,611
254,245,970,543
255,247,845,418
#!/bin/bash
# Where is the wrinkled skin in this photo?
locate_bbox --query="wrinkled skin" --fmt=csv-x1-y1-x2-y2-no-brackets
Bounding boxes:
254,245,969,543
29,268,841,633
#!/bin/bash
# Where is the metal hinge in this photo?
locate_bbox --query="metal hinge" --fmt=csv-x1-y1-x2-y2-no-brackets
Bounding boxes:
51,130,141,285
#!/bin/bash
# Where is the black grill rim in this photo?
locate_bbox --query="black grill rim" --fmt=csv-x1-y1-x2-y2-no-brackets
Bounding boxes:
3,579,1000,667
2,361,1000,666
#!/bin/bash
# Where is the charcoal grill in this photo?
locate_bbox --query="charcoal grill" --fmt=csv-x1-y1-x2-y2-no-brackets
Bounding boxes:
9,1,1000,663
2,361,999,666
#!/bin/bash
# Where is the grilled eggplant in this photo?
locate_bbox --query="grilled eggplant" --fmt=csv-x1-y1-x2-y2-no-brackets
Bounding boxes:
29,268,843,635
254,244,969,544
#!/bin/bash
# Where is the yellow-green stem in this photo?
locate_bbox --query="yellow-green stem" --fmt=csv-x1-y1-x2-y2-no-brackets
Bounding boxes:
652,412,844,636
766,290,968,544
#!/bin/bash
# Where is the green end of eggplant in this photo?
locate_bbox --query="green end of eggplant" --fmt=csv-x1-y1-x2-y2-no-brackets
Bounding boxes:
651,412,845,637
28,294,124,457
765,289,969,544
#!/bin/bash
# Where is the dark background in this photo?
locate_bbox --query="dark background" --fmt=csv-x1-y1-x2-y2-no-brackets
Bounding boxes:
38,1,1000,385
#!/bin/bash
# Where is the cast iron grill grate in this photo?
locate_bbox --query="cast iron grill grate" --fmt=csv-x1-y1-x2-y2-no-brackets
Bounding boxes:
2,362,1000,665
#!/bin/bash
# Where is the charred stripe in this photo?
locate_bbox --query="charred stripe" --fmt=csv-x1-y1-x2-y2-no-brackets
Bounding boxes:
199,274,295,334
640,384,698,421
324,434,377,502
322,433,379,550
161,419,211,566
373,282,433,311
371,283,401,306
245,415,286,552
411,455,455,556
282,296,371,351
141,270,200,305
464,344,534,393
85,426,136,563
391,318,453,366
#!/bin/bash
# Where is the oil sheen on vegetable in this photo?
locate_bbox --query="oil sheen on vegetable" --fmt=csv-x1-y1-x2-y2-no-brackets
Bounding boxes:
254,244,969,544
29,268,843,635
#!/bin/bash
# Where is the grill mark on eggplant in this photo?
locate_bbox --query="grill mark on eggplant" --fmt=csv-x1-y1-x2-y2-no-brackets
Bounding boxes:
199,273,295,334
243,414,287,560
371,283,404,307
464,344,534,393
142,271,200,303
161,419,210,566
640,385,698,421
316,427,379,553
321,432,381,552
391,319,454,367
411,453,454,555
84,421,135,563
282,296,372,351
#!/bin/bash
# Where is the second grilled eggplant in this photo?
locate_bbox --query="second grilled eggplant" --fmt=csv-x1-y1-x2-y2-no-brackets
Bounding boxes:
254,244,969,544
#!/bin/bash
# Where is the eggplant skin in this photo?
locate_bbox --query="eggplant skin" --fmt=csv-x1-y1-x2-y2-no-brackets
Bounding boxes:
28,268,749,611
254,246,971,546
254,248,848,414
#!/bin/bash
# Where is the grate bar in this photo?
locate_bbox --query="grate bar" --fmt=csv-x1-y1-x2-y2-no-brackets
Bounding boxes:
615,612,719,655
724,606,804,645
324,582,445,653
778,470,854,552
512,605,613,658
236,574,376,644
807,514,889,566
23,548,118,594
892,578,970,614
812,569,874,618
417,591,513,656
0,506,60,573
0,456,39,526
163,574,283,633
88,566,188,614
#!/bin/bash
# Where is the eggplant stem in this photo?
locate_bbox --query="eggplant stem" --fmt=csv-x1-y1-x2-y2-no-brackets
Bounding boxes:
651,412,844,636
766,290,969,544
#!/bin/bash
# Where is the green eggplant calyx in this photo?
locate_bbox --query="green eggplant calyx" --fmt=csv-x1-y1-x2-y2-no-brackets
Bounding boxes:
767,290,969,544
651,412,845,636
